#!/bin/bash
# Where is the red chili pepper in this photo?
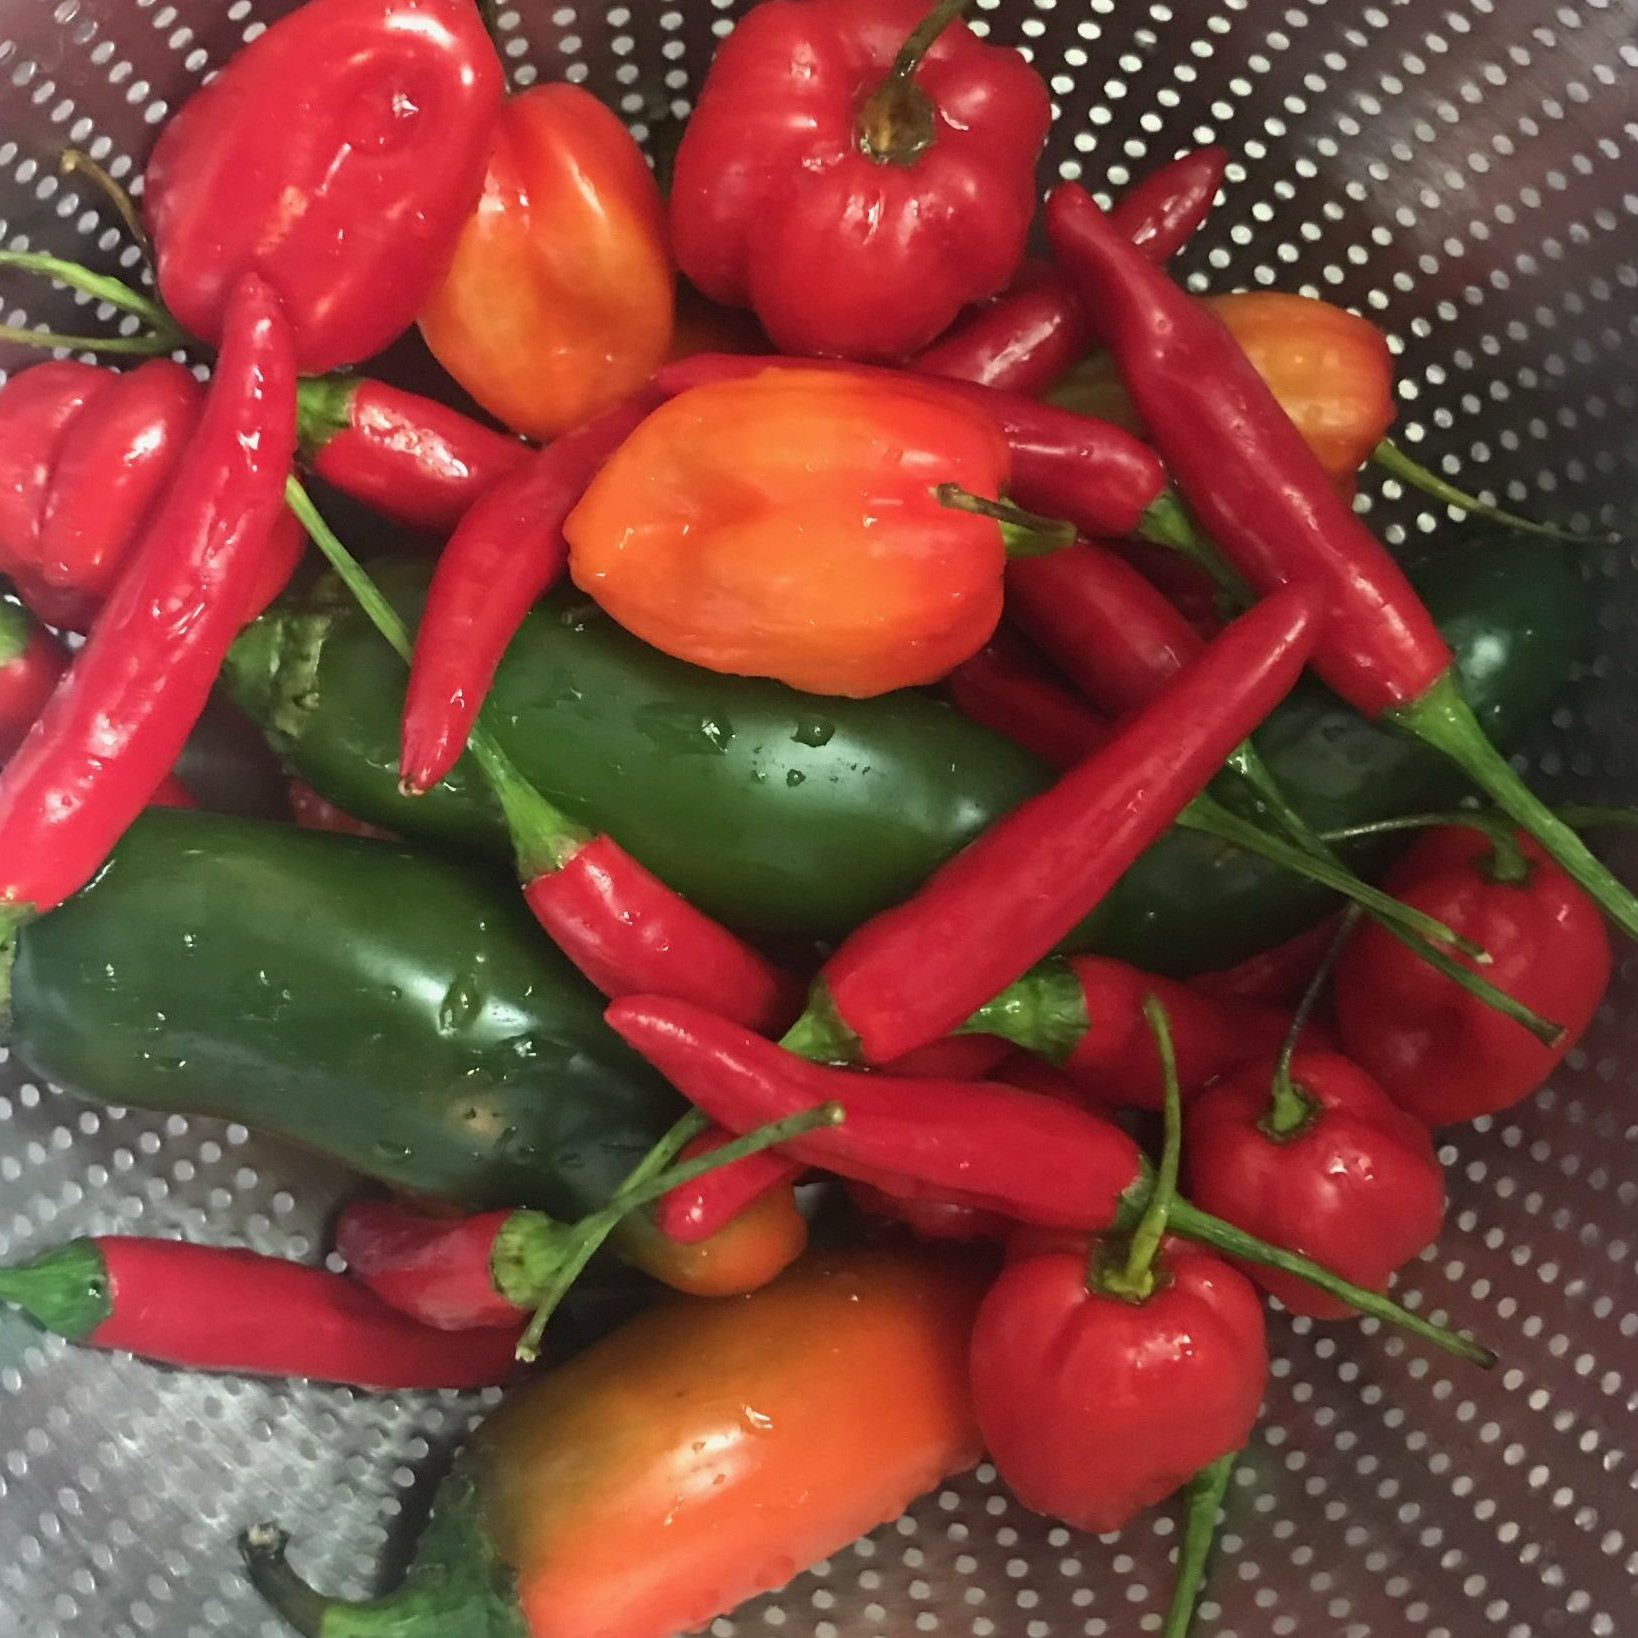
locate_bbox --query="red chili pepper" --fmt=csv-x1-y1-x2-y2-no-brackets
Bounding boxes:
1046,180,1638,942
296,375,530,534
945,631,1111,767
0,362,109,583
144,0,503,373
1334,825,1611,1124
914,146,1227,394
801,583,1320,1065
1184,1045,1447,1319
1190,916,1342,1006
670,0,1051,362
0,276,296,925
847,1179,1011,1244
287,778,398,841
0,1236,520,1389
399,388,658,794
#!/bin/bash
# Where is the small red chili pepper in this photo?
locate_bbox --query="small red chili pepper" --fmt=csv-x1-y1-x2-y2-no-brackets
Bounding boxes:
847,1180,1011,1244
143,0,503,373
399,388,658,794
945,630,1111,767
296,374,530,535
914,145,1227,394
1190,916,1342,1006
0,1236,521,1389
287,778,398,841
1334,824,1611,1124
1046,180,1638,943
670,0,1050,362
0,276,296,927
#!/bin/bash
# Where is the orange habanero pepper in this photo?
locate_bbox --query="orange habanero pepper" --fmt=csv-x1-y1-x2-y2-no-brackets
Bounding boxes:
419,83,674,441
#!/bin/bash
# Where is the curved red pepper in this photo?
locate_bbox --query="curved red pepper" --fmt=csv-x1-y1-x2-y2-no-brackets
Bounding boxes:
670,0,1050,361
1191,916,1342,1006
1184,1046,1447,1319
945,633,1112,767
144,0,503,373
0,276,296,922
1334,826,1611,1125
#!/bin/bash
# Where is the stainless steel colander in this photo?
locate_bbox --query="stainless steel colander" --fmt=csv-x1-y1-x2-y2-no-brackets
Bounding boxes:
1,2,1636,1634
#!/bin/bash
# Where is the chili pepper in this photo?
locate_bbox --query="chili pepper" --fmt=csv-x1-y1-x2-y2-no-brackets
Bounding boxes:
847,1179,1011,1244
400,389,658,793
0,275,296,929
419,82,673,440
231,538,1580,961
287,778,397,840
945,630,1111,766
295,374,529,534
243,1247,985,1638
566,367,1031,697
143,0,503,373
914,145,1228,394
0,1236,521,1389
670,0,1049,362
1191,915,1342,1006
796,583,1321,1065
1047,182,1638,942
1334,823,1611,1124
0,361,110,582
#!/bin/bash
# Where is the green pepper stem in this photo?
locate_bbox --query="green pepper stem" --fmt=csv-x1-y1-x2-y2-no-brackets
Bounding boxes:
0,321,177,357
0,1239,112,1341
1374,439,1619,546
1137,490,1254,606
935,483,1078,557
1263,906,1360,1138
60,149,151,258
0,248,180,337
1161,1453,1238,1638
1319,805,1538,883
779,982,864,1064
240,1527,329,1638
888,0,974,82
858,0,974,162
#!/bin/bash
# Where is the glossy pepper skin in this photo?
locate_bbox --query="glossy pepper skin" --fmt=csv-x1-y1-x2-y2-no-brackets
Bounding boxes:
567,368,1015,696
1050,291,1397,486
144,0,503,373
420,83,674,441
0,276,296,923
945,631,1110,767
0,1237,521,1389
670,0,1050,362
245,1248,985,1638
970,1243,1267,1532
1184,1047,1447,1319
1335,827,1611,1125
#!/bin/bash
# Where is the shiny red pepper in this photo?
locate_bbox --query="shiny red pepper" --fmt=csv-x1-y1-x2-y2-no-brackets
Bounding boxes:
669,0,1051,361
1184,1046,1447,1319
914,145,1228,395
944,631,1111,767
0,1236,520,1389
1334,825,1611,1125
1046,180,1638,942
144,0,503,373
0,277,296,925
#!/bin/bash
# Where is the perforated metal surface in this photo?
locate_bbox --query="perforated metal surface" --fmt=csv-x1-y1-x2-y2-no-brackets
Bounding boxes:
0,1,1636,1634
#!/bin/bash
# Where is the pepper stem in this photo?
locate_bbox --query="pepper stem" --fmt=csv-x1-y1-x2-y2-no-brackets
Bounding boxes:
1263,906,1359,1138
240,1527,330,1638
0,321,176,357
1161,1453,1238,1638
888,0,975,81
59,149,151,258
1137,489,1254,606
779,981,864,1064
857,0,974,164
0,1239,112,1340
1374,439,1619,546
1318,807,1531,885
0,248,180,339
935,483,1078,558
1392,669,1638,944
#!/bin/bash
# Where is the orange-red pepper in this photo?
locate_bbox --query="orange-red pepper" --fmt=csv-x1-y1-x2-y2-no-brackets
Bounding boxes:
420,83,674,440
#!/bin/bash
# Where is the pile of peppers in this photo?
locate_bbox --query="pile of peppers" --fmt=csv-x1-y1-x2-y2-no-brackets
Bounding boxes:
0,1,1626,1636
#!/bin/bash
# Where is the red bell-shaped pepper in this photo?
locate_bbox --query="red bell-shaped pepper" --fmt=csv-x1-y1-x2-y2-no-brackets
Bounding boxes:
144,0,503,373
669,0,1050,361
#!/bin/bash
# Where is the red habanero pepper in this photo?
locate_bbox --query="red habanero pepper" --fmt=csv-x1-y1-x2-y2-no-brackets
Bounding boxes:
945,631,1111,767
914,145,1228,395
669,0,1050,363
1334,825,1611,1125
0,362,109,582
0,1237,520,1389
0,276,296,927
1191,916,1343,1006
143,0,503,374
399,388,658,793
296,375,529,534
1047,181,1638,943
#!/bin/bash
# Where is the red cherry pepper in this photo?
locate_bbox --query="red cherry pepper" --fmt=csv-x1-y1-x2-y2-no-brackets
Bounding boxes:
0,1236,520,1389
1046,180,1638,942
914,145,1228,394
144,0,503,373
296,375,530,535
945,631,1111,767
0,362,108,581
1184,1045,1447,1319
670,0,1050,362
1334,825,1611,1125
0,277,296,925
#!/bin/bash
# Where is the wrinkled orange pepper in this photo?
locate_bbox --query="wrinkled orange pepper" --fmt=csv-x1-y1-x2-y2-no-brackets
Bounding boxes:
419,83,674,440
565,366,1016,696
1050,291,1395,483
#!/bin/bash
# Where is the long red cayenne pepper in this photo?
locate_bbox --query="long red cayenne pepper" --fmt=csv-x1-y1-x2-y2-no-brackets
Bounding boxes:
1046,181,1638,942
399,387,660,794
0,276,295,929
0,1237,521,1389
913,146,1228,395
788,583,1321,1066
944,631,1111,767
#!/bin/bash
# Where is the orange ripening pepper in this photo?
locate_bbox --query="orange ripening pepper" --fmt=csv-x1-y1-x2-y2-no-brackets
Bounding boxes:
419,83,674,440
1050,291,1396,483
566,367,1016,696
